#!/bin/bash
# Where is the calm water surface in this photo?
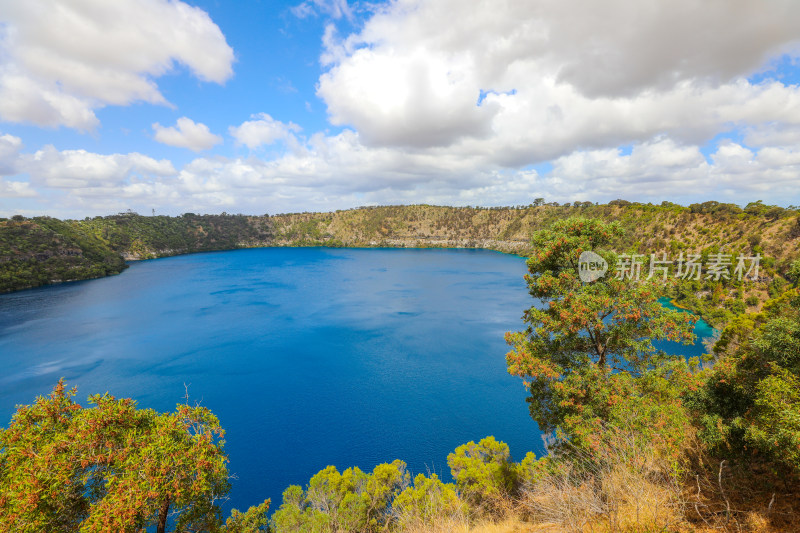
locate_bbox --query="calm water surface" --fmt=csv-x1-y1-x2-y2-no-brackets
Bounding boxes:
0,247,713,512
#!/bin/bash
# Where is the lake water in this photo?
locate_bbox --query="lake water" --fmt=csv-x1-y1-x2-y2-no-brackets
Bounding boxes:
0,247,713,513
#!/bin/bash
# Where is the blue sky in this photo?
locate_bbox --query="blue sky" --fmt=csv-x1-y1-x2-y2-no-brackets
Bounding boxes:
1,0,800,218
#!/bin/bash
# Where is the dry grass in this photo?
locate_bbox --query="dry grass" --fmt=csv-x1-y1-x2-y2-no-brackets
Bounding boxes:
396,426,800,533
519,428,687,533
397,515,471,533
683,457,800,532
399,515,560,533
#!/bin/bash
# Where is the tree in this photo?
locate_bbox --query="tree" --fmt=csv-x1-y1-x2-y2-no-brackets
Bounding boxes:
392,473,464,529
744,200,768,216
789,259,800,286
688,289,800,475
446,436,517,514
221,499,271,532
271,461,408,533
0,381,268,533
505,218,697,446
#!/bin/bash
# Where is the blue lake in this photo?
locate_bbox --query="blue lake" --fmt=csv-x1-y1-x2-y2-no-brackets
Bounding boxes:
0,247,713,512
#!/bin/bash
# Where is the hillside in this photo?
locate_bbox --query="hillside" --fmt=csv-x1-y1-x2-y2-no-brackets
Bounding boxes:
0,216,127,293
2,202,799,327
77,212,273,260
269,202,799,266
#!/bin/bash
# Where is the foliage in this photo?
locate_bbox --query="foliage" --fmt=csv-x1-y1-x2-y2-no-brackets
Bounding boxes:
77,213,273,258
687,289,800,476
546,362,697,469
271,460,409,533
446,436,518,513
745,366,800,469
221,499,272,532
0,218,127,292
688,201,743,216
505,218,696,443
392,473,465,529
0,380,232,532
789,258,800,285
270,437,528,531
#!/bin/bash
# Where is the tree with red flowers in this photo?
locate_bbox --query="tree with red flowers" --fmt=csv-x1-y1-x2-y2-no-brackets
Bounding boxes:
505,218,697,449
0,381,268,533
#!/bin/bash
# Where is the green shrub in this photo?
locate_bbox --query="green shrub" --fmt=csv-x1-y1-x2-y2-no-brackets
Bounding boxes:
392,473,465,528
446,436,518,513
271,461,408,533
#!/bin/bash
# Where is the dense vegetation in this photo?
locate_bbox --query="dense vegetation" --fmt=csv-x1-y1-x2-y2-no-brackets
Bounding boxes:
77,212,273,259
0,212,271,293
2,206,800,531
0,216,127,293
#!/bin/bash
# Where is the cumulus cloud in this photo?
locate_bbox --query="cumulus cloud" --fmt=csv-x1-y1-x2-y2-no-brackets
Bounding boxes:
153,118,223,152
0,179,36,198
0,0,234,130
743,123,800,147
317,0,800,156
229,114,302,149
22,146,176,189
545,137,800,204
548,138,711,199
159,130,800,214
4,128,800,218
6,0,800,216
1,179,36,198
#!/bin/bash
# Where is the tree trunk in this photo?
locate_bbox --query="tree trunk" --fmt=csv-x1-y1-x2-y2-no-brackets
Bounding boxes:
157,494,170,533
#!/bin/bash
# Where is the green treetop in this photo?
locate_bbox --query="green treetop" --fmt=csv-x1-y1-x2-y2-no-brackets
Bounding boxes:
0,380,269,533
505,218,697,442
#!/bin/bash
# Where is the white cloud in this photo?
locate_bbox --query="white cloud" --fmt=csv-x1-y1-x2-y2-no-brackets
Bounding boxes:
4,128,800,218
743,123,800,147
549,138,712,199
22,146,176,189
317,0,800,157
5,0,800,217
318,47,499,147
0,0,234,130
229,114,302,149
153,117,223,152
546,137,800,204
0,178,36,198
0,133,23,175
